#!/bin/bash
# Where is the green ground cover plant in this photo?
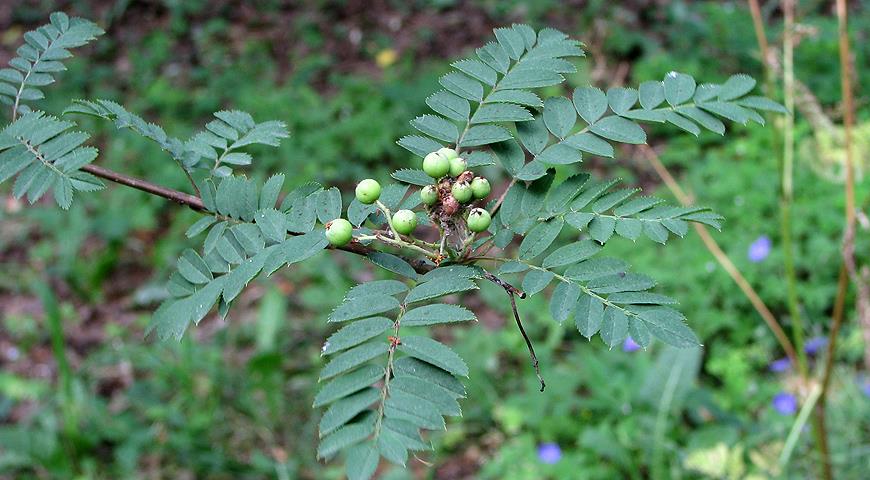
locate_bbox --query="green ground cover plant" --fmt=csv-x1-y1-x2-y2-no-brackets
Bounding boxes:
0,2,867,479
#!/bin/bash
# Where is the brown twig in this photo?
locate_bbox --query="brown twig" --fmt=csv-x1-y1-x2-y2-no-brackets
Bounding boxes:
640,145,800,367
488,178,518,217
80,163,435,275
510,291,544,392
483,270,526,299
482,270,543,391
747,0,770,66
817,3,859,479
831,0,860,367
82,164,205,210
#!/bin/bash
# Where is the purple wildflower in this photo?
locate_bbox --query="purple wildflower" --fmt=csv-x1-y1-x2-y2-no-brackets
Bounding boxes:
804,336,827,356
769,357,791,373
748,235,772,263
772,392,798,415
861,381,870,398
623,337,640,352
537,442,562,464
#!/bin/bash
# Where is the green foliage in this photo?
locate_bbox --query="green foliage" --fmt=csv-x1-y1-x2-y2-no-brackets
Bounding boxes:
149,177,340,339
383,24,778,376
306,23,780,475
0,13,104,209
0,10,801,480
315,269,478,475
0,111,103,208
65,100,289,177
0,12,103,117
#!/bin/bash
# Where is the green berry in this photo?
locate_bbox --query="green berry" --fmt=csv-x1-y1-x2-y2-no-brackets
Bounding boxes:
451,182,473,203
437,147,459,160
392,209,417,235
448,156,467,177
471,177,491,199
355,179,381,205
420,185,438,206
325,218,353,246
423,151,450,178
467,208,491,233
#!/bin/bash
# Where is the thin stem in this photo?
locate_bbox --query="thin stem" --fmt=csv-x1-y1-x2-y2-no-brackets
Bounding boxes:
482,270,526,299
474,256,649,328
373,305,404,439
12,59,40,121
640,146,799,366
509,291,544,392
781,0,808,378
375,200,402,240
82,164,205,210
460,232,477,258
183,168,201,197
747,0,770,66
489,178,518,217
410,236,441,250
473,236,495,257
482,269,543,391
374,233,439,259
22,139,69,178
778,383,823,470
817,2,857,479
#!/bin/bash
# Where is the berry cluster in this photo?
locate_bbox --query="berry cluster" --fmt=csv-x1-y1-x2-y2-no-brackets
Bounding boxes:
324,147,493,249
420,148,491,234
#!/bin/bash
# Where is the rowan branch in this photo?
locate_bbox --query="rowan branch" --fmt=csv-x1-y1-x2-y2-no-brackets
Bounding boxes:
79,164,434,274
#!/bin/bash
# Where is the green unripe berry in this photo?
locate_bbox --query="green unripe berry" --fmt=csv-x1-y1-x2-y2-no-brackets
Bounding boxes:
437,147,459,160
325,218,353,246
392,209,417,235
470,177,491,199
355,179,381,205
451,182,473,203
448,156,467,177
420,185,438,206
467,208,491,233
423,151,450,178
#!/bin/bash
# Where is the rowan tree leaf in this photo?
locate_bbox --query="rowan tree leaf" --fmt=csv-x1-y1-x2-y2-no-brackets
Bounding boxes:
402,304,477,326
398,336,469,377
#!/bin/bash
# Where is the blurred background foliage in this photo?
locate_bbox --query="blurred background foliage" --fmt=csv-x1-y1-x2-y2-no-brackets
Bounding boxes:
0,0,868,478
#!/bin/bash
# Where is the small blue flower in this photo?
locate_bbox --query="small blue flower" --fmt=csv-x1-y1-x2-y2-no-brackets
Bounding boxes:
623,337,640,352
769,357,791,373
772,392,798,415
804,336,827,356
861,381,870,398
748,235,772,263
537,442,562,464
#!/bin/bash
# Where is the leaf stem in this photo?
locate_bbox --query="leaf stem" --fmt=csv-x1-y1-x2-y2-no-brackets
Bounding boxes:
781,0,809,378
472,256,645,325
372,305,405,440
816,2,858,479
375,200,402,239
509,290,545,392
489,178,518,217
481,270,542,391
